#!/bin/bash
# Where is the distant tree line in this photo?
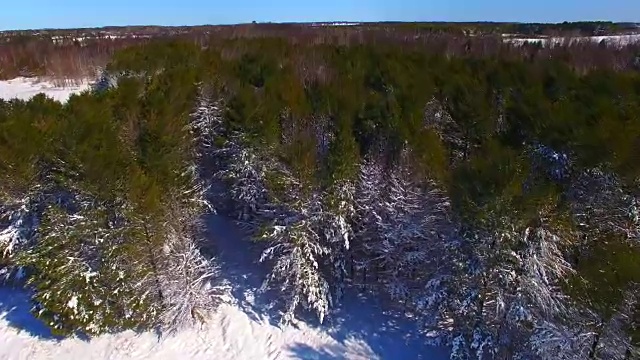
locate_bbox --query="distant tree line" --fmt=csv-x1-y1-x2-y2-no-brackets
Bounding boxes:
1,22,640,79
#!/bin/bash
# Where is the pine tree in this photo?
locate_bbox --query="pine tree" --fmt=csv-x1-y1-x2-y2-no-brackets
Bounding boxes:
19,197,155,335
353,150,463,348
530,314,595,360
0,193,41,284
253,162,332,324
352,156,386,284
216,136,270,225
447,213,575,359
322,179,355,303
158,224,226,331
564,169,640,358
189,84,226,164
568,169,639,241
157,163,227,332
355,152,455,306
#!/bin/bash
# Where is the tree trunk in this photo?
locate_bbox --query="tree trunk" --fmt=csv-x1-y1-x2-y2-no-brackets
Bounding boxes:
143,222,164,303
588,332,600,359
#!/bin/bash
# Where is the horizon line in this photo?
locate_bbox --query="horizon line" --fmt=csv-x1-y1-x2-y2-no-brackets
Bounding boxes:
2,19,639,32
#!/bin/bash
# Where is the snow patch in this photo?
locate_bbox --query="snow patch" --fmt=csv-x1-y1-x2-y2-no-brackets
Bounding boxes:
67,296,78,311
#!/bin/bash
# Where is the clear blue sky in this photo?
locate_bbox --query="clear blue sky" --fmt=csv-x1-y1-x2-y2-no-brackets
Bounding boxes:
1,0,639,31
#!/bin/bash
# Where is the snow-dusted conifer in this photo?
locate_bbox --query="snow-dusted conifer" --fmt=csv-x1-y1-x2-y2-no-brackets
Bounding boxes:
353,150,462,349
593,287,640,359
355,150,455,306
157,119,228,332
528,144,572,183
568,169,639,241
522,309,596,360
352,156,385,281
445,229,501,359
260,216,331,324
216,137,270,223
20,198,155,335
0,194,40,284
189,84,225,159
447,212,575,359
519,226,574,317
158,226,226,332
163,168,224,316
259,173,332,323
322,179,355,303
368,163,429,301
423,97,466,162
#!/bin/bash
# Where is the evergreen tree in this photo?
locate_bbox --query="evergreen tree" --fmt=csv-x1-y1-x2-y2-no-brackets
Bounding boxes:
322,179,355,303
0,193,41,284
259,169,331,324
216,135,270,225
19,197,155,335
157,159,226,332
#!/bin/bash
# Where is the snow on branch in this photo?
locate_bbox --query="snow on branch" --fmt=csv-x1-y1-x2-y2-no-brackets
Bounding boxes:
0,193,41,284
259,215,332,324
159,228,228,332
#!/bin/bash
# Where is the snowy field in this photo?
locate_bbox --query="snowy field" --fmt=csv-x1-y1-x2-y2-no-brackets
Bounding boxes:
0,77,91,103
503,33,640,47
0,80,448,360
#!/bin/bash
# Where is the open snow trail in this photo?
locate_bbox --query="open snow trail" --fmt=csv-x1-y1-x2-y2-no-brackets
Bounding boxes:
206,213,449,360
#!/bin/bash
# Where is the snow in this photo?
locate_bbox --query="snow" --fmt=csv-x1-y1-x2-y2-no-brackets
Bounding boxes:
503,33,640,47
0,212,449,360
0,288,376,360
66,296,78,311
310,22,360,27
0,77,91,103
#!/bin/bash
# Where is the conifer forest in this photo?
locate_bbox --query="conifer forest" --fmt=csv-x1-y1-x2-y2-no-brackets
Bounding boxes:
2,24,640,359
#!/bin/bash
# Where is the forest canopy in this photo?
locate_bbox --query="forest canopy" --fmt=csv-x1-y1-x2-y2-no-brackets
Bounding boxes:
1,37,640,358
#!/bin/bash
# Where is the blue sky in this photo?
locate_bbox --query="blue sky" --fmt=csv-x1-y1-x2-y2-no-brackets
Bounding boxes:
1,0,639,31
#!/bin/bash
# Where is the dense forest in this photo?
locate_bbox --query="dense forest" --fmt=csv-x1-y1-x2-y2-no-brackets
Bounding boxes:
2,33,640,359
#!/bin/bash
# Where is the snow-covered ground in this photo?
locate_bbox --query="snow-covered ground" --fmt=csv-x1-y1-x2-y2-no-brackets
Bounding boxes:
503,33,640,47
0,80,448,359
0,77,91,103
310,22,360,27
0,213,447,360
0,287,377,360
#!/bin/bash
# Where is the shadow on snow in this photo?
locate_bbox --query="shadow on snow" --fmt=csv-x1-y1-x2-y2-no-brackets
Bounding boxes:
205,213,449,360
204,213,277,326
0,212,448,359
0,286,62,340
286,342,379,360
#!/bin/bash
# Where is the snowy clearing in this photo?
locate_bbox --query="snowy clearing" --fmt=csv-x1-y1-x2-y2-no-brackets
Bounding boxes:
503,33,640,47
0,77,91,103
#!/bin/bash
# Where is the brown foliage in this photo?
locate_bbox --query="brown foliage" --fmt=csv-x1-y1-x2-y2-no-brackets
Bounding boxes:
0,23,638,80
